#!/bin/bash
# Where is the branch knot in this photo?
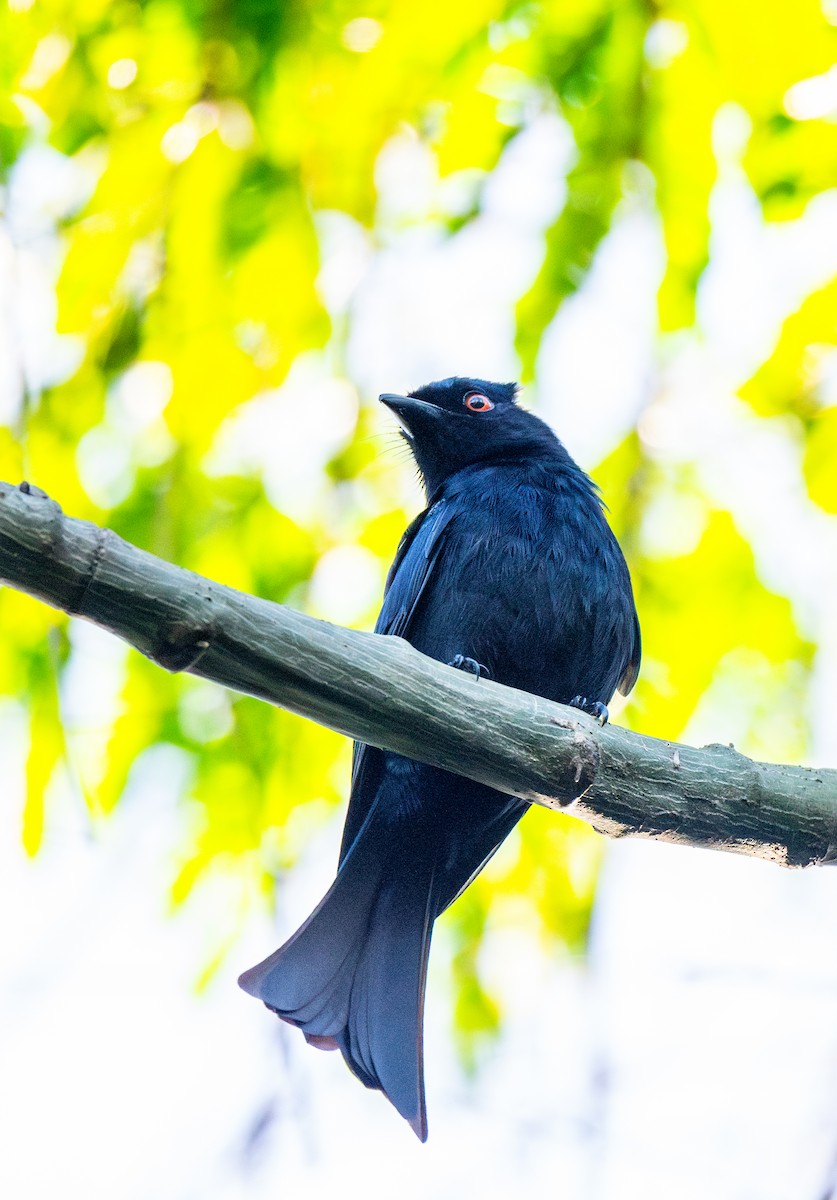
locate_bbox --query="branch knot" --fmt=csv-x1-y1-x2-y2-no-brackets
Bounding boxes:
152,621,215,673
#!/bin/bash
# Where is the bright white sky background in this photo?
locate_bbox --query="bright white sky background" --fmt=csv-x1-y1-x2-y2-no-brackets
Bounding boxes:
2,105,837,1200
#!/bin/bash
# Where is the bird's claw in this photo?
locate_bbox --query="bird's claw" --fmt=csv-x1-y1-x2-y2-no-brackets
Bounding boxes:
570,695,609,726
449,654,490,681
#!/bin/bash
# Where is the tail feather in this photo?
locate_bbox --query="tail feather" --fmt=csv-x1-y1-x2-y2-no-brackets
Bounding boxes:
340,867,435,1140
345,960,376,1087
238,811,436,1141
238,804,388,1020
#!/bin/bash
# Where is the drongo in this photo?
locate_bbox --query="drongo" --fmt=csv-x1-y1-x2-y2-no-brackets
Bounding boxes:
239,377,640,1140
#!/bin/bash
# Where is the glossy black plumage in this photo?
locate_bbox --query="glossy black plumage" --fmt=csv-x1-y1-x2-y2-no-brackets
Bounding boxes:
238,377,640,1140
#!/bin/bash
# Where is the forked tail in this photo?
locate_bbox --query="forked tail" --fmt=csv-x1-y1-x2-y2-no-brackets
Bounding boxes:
238,811,436,1141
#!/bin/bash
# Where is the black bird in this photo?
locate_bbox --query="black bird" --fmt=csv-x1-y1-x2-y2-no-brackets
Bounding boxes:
238,377,640,1140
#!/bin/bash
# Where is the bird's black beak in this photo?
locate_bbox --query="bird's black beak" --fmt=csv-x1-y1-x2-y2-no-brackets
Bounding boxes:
379,393,437,439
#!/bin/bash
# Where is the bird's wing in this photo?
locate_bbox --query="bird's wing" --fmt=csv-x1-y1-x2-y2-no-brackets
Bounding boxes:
339,499,456,863
374,498,454,639
616,602,642,696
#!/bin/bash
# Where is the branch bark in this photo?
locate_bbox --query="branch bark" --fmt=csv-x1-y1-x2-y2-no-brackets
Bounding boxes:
1,479,835,868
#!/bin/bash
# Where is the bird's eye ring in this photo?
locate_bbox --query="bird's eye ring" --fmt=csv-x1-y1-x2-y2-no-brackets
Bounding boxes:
464,392,494,412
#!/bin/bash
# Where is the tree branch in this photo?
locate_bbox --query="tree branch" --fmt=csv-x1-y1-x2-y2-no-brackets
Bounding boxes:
1,479,835,868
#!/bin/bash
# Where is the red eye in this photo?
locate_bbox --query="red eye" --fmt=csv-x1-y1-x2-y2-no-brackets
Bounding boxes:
464,393,494,412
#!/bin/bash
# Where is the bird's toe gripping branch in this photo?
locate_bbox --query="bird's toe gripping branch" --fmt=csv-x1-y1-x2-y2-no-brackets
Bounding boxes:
448,654,491,681
570,695,609,726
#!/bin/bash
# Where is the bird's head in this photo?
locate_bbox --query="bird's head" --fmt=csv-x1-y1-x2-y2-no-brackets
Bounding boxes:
380,377,560,498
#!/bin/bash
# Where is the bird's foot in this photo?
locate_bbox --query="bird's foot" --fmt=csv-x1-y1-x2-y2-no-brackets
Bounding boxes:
570,696,609,726
449,654,491,680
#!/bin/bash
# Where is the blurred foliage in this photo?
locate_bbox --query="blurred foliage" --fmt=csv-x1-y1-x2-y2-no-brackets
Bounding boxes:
1,0,834,1068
